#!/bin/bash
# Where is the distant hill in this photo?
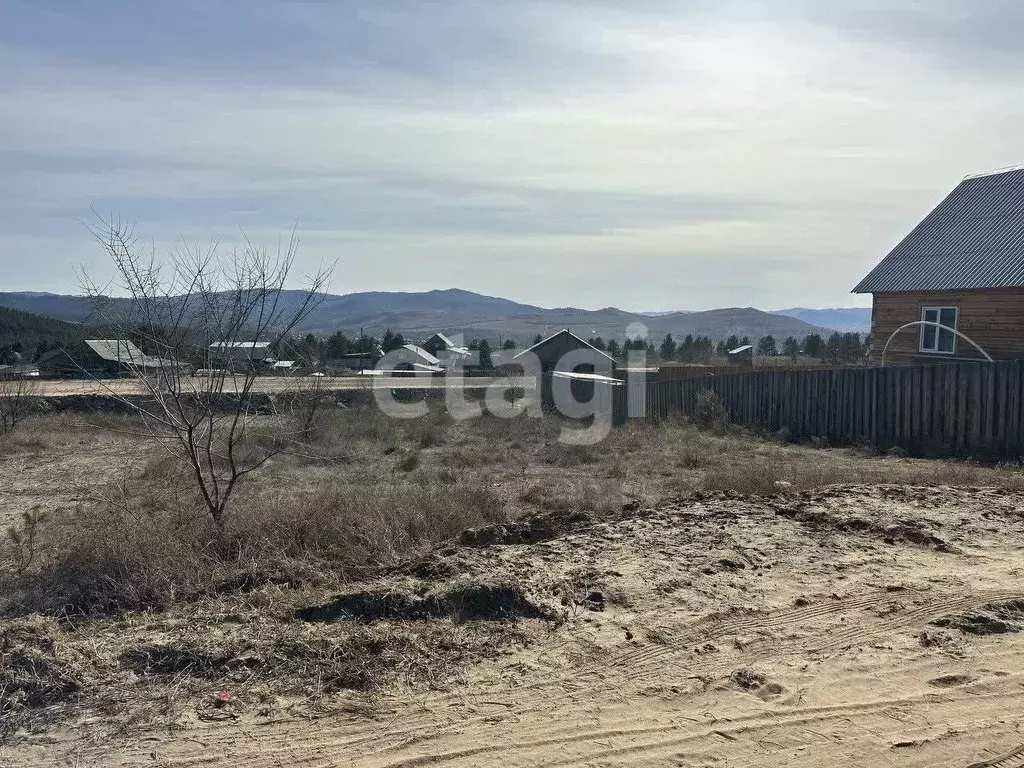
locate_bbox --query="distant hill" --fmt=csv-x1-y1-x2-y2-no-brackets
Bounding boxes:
0,288,834,346
773,307,871,334
296,290,832,343
0,292,100,324
0,305,98,360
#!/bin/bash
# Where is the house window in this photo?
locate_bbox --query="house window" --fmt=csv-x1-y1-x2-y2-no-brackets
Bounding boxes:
919,306,957,354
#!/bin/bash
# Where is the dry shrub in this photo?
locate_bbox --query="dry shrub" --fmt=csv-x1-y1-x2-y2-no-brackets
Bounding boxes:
540,443,600,467
519,479,623,518
4,501,219,616
0,617,82,734
396,449,421,472
313,406,401,448
471,412,561,444
690,389,729,432
244,481,509,577
443,447,501,468
400,408,453,449
5,468,511,617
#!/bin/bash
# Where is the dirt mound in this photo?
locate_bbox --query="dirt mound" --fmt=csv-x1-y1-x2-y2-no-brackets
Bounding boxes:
458,509,595,547
771,498,959,552
928,674,975,688
294,583,550,623
932,599,1024,635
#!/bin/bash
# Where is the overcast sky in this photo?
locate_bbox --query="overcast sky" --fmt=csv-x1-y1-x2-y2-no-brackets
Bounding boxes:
2,1,1022,310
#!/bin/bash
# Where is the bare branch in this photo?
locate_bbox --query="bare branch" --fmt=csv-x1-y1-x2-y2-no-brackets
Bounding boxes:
77,214,334,533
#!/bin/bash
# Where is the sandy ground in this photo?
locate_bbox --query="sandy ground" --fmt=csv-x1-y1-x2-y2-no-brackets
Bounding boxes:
32,376,524,396
7,484,1024,767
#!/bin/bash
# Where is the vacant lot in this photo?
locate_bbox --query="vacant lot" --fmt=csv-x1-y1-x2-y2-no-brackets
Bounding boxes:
30,375,523,397
2,404,1024,767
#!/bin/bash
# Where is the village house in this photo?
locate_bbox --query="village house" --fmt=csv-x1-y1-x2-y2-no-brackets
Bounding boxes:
208,341,275,371
514,329,615,374
854,166,1024,363
391,344,444,375
421,332,472,369
38,340,170,378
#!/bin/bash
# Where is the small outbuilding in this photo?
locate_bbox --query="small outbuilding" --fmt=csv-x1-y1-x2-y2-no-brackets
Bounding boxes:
727,344,754,367
325,351,381,371
208,341,275,370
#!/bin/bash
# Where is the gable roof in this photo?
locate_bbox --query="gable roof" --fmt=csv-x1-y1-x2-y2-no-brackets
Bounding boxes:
854,166,1024,293
209,341,271,350
425,332,456,349
39,339,173,371
85,339,146,362
401,343,441,365
513,329,615,362
424,332,470,356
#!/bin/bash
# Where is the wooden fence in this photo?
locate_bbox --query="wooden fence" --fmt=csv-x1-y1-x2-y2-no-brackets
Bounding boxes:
611,360,1024,458
655,361,834,381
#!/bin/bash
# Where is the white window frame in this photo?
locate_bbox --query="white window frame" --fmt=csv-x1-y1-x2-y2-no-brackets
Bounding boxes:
919,305,958,355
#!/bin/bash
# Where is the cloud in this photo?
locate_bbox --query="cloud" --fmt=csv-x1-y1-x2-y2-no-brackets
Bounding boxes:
1,1,1022,309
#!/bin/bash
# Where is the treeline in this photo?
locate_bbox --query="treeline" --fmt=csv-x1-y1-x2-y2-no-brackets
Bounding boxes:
576,331,868,364
637,331,868,363
276,329,408,363
0,306,99,365
243,328,870,369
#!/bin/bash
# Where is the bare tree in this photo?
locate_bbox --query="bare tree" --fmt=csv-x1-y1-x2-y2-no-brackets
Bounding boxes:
0,373,40,435
80,214,332,534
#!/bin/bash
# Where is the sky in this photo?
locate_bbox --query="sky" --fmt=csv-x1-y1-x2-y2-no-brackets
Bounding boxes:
2,0,1023,311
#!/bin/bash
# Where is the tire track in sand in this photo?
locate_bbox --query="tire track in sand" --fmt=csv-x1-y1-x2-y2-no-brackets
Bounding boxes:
232,588,1024,763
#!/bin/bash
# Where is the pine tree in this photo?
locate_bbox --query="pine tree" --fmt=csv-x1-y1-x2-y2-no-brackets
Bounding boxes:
659,333,676,360
782,336,800,361
803,333,824,358
825,332,843,362
757,335,778,357
380,329,405,353
478,339,493,369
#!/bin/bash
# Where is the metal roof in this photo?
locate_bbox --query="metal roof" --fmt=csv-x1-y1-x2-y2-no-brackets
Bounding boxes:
209,341,271,349
426,332,456,348
551,370,622,384
401,344,441,365
84,339,146,362
513,329,615,362
853,167,1024,293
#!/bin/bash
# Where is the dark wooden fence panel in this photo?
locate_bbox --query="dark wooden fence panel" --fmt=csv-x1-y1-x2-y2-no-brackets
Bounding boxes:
625,360,1024,460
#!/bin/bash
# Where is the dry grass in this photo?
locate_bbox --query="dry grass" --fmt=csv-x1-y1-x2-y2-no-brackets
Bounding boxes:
0,586,536,738
5,404,1024,620
0,617,82,735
